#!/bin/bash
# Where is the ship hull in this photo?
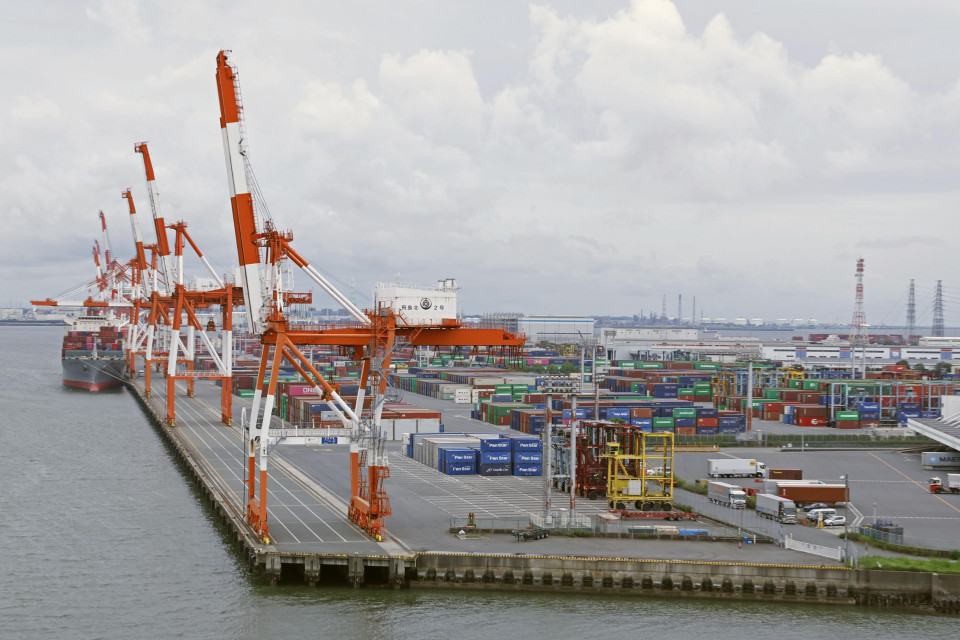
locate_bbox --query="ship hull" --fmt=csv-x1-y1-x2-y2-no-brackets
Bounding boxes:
62,357,126,391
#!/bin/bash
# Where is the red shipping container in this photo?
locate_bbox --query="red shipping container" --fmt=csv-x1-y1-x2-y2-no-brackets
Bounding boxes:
696,418,718,427
796,416,828,427
675,426,696,435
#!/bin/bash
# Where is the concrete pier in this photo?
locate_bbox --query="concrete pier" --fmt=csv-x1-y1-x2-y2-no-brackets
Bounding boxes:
125,375,959,613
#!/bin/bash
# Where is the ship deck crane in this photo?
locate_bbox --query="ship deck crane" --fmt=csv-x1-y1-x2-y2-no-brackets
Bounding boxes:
215,50,524,542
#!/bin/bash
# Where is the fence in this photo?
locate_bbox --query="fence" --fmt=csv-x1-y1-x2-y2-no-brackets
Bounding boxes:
531,511,592,530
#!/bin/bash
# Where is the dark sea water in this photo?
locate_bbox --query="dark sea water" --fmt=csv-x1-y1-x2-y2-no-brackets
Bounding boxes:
2,326,955,639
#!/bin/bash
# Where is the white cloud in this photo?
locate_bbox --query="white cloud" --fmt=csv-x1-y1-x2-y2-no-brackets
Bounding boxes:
0,0,957,322
85,0,151,45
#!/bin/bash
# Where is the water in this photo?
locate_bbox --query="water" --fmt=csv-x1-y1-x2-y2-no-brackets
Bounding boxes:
2,326,954,639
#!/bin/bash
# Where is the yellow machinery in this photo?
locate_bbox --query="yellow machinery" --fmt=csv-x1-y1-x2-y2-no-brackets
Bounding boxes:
602,432,674,511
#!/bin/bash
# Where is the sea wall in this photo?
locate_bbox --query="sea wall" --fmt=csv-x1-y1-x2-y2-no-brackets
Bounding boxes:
126,380,960,614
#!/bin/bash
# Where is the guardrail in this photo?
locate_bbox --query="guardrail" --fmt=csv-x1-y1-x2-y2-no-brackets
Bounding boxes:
784,534,842,560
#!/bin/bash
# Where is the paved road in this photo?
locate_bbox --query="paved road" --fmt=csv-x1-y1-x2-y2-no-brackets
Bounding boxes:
141,373,951,564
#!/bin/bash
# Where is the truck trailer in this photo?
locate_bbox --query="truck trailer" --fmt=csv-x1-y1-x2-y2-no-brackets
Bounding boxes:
773,481,847,507
707,458,767,478
755,493,797,524
929,473,960,494
708,481,747,509
768,468,803,480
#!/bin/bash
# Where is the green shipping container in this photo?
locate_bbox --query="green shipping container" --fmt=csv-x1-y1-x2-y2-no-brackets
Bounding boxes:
694,389,712,396
619,361,636,369
694,362,720,370
637,362,664,369
679,388,695,395
836,411,860,421
653,417,675,427
673,408,697,418
788,379,801,389
763,389,780,399
802,380,820,390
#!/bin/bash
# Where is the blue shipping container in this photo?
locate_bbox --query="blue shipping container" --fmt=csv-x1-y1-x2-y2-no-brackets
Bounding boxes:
513,463,542,476
446,462,476,475
515,452,542,464
512,438,542,452
480,438,512,452
480,451,511,464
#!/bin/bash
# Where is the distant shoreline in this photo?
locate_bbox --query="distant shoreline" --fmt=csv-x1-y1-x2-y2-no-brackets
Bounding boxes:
0,320,64,326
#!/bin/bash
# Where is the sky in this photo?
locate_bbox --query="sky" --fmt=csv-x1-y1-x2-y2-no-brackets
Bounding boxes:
2,0,959,326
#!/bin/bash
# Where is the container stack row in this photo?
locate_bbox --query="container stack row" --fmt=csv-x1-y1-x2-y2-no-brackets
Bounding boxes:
405,432,543,477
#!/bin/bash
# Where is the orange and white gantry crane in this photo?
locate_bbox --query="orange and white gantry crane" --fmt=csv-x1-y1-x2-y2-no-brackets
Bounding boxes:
214,50,524,543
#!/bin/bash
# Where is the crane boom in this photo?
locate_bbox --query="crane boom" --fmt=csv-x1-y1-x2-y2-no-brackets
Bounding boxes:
122,188,152,297
135,142,174,293
215,50,264,333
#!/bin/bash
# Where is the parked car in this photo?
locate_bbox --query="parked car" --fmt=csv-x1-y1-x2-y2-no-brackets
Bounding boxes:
823,515,846,527
803,502,829,512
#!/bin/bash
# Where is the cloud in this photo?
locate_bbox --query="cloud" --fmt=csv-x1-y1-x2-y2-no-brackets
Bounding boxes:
85,0,151,45
1,0,958,321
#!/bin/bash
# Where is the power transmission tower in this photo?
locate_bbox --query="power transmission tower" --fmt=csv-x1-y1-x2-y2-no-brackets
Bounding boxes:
906,279,916,345
850,258,867,376
677,294,682,326
661,294,667,326
932,280,945,337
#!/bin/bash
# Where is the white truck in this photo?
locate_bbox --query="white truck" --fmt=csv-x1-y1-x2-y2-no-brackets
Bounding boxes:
929,473,960,494
708,481,747,509
755,493,797,524
707,458,768,478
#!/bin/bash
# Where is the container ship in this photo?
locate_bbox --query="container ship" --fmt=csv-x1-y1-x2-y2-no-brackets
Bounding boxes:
61,315,126,391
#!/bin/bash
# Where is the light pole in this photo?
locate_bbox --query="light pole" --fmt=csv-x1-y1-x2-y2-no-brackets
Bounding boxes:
841,473,850,563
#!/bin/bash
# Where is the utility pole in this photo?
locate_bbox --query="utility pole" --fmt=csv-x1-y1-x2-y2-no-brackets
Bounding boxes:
543,393,553,521
570,395,577,521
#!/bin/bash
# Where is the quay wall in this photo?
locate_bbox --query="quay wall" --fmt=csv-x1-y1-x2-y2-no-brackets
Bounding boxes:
125,380,960,615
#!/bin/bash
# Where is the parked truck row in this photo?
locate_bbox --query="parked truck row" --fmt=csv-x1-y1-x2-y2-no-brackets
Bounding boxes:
707,481,747,509
754,493,798,524
707,459,767,478
706,458,803,481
